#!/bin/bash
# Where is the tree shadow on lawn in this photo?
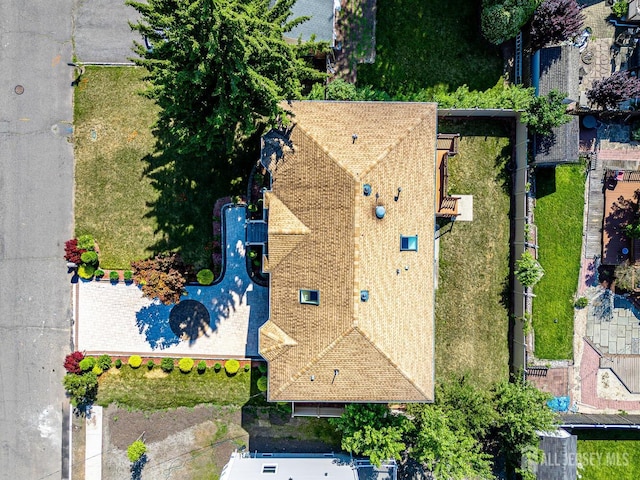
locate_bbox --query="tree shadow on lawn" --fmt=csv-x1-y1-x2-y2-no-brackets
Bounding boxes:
140,129,261,269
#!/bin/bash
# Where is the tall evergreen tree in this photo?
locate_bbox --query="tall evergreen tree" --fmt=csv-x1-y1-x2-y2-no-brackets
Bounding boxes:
128,0,323,161
126,0,325,264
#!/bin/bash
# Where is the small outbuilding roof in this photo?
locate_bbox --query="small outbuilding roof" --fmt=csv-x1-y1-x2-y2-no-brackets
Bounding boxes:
533,45,580,164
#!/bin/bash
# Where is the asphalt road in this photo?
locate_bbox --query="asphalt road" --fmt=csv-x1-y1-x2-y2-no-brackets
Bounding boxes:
0,1,75,479
74,0,142,64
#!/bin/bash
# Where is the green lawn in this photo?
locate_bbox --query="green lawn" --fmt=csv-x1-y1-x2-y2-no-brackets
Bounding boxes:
74,67,159,269
357,0,503,95
96,365,261,410
533,164,585,359
435,120,511,387
75,66,234,269
578,440,640,479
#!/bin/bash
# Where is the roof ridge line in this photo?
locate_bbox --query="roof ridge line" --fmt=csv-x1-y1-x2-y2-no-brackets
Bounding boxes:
294,121,357,180
351,325,431,399
270,325,358,398
360,108,434,177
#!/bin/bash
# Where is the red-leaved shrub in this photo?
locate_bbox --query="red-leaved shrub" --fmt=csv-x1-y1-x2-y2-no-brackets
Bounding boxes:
131,253,187,305
64,239,85,264
64,351,85,374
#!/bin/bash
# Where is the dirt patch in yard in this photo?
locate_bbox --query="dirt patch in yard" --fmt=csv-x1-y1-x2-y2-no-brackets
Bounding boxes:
102,404,341,480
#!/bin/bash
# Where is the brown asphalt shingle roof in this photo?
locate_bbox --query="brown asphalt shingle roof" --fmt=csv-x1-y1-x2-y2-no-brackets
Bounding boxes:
259,101,437,402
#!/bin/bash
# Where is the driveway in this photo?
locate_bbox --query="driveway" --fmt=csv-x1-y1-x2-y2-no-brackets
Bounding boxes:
76,205,269,358
73,0,142,64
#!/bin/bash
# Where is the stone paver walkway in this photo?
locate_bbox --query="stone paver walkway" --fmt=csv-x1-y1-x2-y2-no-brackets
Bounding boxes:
587,288,640,354
76,205,269,358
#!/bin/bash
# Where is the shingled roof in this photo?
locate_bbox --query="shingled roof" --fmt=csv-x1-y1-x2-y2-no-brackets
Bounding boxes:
258,101,437,402
534,45,580,164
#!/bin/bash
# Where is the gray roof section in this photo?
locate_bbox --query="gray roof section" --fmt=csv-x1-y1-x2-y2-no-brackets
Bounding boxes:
220,452,397,480
560,413,640,426
534,117,580,164
282,0,335,45
533,430,578,480
534,45,581,164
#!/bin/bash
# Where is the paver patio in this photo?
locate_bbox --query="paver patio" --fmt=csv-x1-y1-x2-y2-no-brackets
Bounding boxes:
75,205,269,358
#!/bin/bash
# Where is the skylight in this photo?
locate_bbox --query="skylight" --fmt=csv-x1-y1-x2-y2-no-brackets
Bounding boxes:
300,289,320,305
400,235,418,251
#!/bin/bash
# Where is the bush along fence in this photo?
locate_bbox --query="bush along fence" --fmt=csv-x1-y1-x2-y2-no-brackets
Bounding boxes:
62,352,268,406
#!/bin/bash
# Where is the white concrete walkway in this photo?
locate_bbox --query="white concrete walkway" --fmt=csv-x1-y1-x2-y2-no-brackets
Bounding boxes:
76,205,269,358
85,406,103,480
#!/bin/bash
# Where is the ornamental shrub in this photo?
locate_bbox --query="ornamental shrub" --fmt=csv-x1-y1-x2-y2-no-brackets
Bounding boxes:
92,365,103,376
131,253,187,305
225,359,240,375
127,440,147,463
587,71,640,110
197,269,214,285
62,372,98,407
64,351,85,374
481,1,537,45
214,362,222,372
95,269,105,279
530,0,584,51
161,357,174,372
179,357,194,373
244,363,251,372
257,376,268,392
574,297,589,309
79,357,96,372
76,234,95,251
124,270,133,281
258,363,267,374
78,264,95,279
612,0,629,18
115,359,122,368
147,360,155,370
128,355,142,368
110,271,120,281
97,354,112,370
64,238,84,264
80,251,99,267
197,360,207,373
515,251,545,287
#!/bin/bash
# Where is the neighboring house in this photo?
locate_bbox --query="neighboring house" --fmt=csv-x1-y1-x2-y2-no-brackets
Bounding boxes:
255,101,448,408
628,0,640,23
220,452,397,480
528,429,578,480
281,0,338,47
533,45,580,165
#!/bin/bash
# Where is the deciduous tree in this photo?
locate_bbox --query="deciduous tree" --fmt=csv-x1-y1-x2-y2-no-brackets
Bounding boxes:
521,90,571,136
491,376,557,470
329,404,408,467
587,71,640,110
406,404,494,480
530,0,584,50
